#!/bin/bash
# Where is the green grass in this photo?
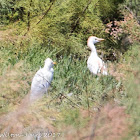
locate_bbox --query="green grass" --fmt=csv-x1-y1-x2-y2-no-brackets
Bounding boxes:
0,40,121,122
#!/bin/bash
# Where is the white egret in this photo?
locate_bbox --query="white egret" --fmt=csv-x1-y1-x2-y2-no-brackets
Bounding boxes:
30,58,56,102
87,36,107,75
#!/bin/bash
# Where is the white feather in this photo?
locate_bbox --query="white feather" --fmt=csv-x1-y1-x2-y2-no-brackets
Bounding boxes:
87,36,107,75
30,58,55,102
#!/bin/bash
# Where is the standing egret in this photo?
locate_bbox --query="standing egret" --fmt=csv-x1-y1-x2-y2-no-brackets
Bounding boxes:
30,58,56,102
87,36,107,75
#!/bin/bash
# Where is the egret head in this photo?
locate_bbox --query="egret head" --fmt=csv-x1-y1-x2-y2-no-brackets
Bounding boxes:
44,58,56,69
87,36,104,46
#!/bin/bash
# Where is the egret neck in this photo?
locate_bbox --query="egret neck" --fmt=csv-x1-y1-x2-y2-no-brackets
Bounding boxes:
88,41,98,56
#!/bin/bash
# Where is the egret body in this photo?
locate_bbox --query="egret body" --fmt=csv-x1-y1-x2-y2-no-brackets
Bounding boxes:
87,36,107,75
30,58,56,101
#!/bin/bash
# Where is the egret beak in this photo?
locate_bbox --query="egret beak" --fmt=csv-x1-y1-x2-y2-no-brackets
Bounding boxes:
97,38,105,42
53,62,57,65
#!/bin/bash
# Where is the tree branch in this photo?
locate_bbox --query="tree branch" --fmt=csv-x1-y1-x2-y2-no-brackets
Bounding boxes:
71,0,99,33
36,0,56,25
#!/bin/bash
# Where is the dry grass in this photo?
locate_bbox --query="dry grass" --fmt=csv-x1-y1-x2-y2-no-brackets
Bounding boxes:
0,95,61,140
0,61,33,114
53,103,128,140
93,103,128,140
108,62,129,81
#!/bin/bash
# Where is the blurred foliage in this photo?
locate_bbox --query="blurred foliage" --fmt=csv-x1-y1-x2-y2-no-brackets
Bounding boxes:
98,0,124,23
125,0,140,24
122,43,140,139
0,0,14,24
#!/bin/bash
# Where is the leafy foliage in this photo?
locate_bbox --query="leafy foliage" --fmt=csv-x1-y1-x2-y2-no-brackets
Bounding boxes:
98,0,124,23
0,0,126,56
125,0,140,24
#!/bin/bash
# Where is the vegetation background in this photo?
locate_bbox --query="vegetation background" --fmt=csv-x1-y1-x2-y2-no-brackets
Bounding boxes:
0,0,140,139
